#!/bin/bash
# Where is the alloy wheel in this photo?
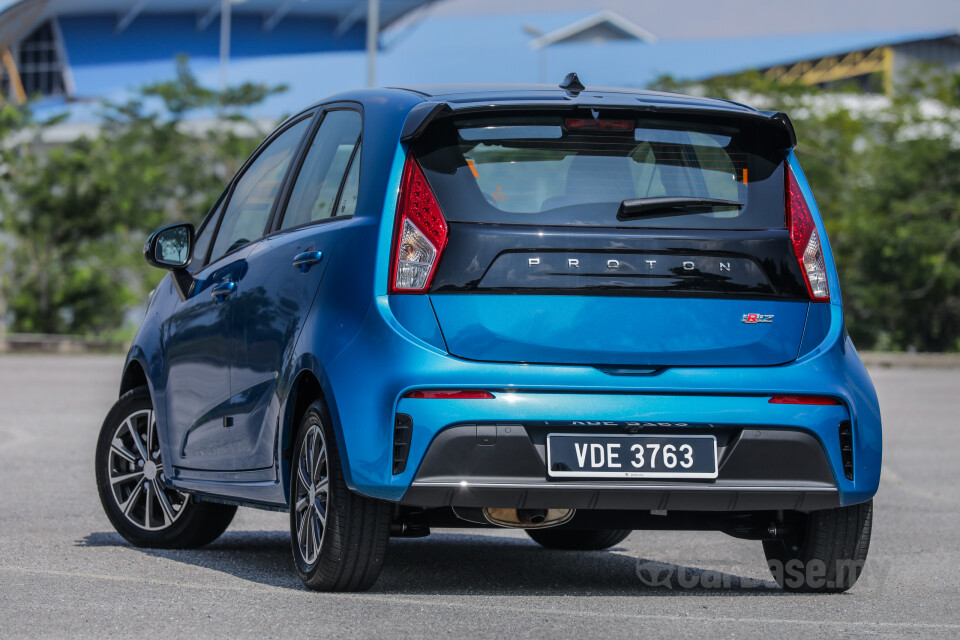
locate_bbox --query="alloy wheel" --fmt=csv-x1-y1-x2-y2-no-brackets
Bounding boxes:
294,423,329,565
107,409,189,531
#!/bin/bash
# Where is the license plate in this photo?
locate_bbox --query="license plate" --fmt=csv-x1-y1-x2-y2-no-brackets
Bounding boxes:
547,434,718,479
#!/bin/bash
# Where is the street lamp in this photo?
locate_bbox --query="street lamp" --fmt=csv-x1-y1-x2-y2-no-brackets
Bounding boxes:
367,0,379,88
523,24,547,84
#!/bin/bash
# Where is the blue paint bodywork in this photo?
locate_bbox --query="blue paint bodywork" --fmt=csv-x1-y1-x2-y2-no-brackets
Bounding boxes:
430,294,810,366
123,86,881,512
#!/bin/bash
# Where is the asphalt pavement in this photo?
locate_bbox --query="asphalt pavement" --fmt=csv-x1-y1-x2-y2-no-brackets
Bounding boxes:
0,354,958,638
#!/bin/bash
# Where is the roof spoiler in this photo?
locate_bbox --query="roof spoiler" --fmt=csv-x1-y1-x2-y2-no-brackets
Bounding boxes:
761,111,798,148
400,101,453,141
401,101,798,149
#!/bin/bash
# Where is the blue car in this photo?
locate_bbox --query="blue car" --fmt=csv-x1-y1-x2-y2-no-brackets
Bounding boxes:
95,75,881,593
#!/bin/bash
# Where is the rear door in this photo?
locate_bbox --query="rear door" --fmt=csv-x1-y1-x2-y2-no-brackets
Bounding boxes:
227,108,363,470
164,115,311,471
414,110,810,367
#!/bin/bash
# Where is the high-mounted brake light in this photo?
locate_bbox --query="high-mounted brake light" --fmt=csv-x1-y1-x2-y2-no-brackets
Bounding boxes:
390,155,449,293
786,165,830,301
564,118,634,131
769,394,842,405
404,390,495,399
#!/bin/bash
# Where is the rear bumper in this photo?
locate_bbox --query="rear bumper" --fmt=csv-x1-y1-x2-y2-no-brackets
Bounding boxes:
319,297,881,510
400,423,840,511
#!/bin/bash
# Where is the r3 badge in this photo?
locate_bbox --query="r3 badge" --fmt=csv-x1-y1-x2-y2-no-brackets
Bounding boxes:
742,313,774,324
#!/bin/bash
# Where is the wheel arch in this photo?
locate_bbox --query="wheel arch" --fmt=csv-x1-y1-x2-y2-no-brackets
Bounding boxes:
279,363,348,504
119,358,149,397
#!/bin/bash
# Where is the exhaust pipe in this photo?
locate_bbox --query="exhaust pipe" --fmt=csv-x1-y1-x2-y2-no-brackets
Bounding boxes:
517,508,547,526
482,507,575,529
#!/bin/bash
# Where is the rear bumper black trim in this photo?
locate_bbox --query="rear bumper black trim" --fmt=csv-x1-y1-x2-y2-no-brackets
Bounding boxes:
400,482,840,512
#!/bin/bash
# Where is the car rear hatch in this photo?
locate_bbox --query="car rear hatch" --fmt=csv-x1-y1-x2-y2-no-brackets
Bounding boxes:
398,106,821,367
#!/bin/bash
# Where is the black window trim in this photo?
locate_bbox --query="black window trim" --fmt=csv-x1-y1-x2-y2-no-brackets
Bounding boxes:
268,101,364,236
187,186,229,274
202,108,318,269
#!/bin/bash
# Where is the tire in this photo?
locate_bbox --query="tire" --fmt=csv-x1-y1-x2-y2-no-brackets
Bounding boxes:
526,527,631,550
95,386,236,549
762,499,873,593
289,399,392,591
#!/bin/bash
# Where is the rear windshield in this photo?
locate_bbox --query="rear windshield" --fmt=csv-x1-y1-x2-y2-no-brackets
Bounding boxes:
415,112,785,229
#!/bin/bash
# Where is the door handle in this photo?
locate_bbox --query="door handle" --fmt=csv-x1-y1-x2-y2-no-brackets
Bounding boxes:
210,280,237,303
293,250,323,272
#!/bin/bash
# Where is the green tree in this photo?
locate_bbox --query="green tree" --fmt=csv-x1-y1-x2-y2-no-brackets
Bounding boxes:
1,134,133,333
0,57,286,336
0,101,32,335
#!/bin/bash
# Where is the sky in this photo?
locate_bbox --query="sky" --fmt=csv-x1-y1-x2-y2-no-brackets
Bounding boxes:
3,0,959,39
427,0,960,39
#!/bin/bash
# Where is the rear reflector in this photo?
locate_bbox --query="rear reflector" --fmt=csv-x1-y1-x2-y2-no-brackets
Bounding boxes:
769,394,842,405
390,155,449,293
785,166,830,301
404,390,495,399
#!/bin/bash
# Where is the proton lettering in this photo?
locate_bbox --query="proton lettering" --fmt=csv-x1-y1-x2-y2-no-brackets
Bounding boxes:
523,256,734,273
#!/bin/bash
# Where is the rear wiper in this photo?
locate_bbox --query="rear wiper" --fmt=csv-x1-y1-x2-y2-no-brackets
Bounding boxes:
617,196,743,221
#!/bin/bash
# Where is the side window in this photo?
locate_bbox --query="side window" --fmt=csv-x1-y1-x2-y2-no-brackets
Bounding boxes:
280,110,362,230
336,153,361,218
189,194,224,270
209,117,310,263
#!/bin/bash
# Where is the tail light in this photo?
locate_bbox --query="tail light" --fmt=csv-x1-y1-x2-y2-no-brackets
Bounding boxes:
769,394,842,405
390,155,448,293
786,165,830,301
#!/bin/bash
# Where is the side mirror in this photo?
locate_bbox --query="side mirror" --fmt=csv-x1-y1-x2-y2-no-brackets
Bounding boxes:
144,223,196,301
144,223,195,270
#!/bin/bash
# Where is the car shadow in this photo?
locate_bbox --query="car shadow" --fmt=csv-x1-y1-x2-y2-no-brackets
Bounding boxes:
78,530,786,596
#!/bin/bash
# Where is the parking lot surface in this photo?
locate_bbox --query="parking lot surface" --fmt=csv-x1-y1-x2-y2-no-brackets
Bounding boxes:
0,355,958,638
